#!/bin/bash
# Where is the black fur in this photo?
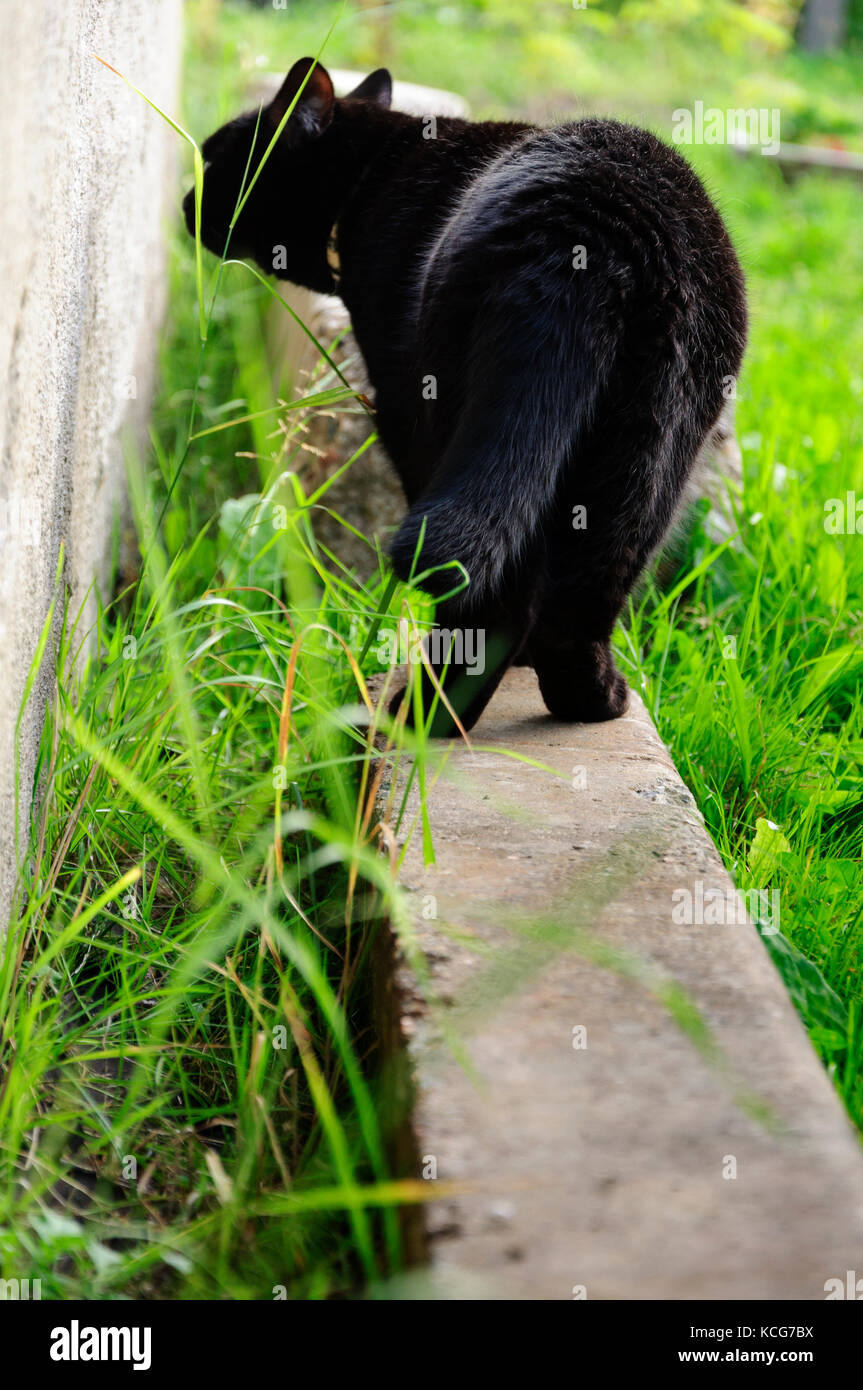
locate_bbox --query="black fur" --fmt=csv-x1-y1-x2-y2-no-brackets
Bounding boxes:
184,58,747,733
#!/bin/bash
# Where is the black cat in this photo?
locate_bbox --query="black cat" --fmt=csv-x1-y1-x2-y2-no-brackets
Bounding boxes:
184,58,747,734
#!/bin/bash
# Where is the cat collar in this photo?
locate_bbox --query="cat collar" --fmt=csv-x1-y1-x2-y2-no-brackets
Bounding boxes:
326,221,341,285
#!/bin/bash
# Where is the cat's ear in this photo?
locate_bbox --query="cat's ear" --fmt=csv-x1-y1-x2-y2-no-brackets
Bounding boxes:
269,58,335,140
344,68,393,109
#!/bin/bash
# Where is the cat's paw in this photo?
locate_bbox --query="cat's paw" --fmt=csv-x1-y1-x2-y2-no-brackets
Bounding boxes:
537,666,629,723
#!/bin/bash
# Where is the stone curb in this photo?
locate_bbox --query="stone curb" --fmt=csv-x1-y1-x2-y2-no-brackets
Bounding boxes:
374,668,863,1299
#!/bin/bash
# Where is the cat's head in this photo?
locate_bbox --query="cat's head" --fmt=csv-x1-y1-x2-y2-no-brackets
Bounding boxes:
183,58,392,283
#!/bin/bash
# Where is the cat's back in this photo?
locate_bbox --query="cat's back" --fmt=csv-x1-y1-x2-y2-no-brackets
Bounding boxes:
420,116,742,309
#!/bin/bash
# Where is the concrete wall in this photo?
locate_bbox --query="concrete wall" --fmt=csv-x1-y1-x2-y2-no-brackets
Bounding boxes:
0,0,182,929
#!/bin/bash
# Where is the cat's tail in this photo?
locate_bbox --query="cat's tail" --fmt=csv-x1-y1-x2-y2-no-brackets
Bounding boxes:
389,277,619,609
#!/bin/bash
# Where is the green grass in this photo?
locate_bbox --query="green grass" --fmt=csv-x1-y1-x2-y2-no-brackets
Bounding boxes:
0,319,411,1295
2,0,863,1299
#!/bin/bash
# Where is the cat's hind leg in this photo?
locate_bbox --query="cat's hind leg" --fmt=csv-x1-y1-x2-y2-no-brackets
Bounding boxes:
528,564,632,724
528,387,722,723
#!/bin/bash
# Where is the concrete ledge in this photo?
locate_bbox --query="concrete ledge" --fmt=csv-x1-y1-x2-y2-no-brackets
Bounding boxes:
376,668,863,1299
